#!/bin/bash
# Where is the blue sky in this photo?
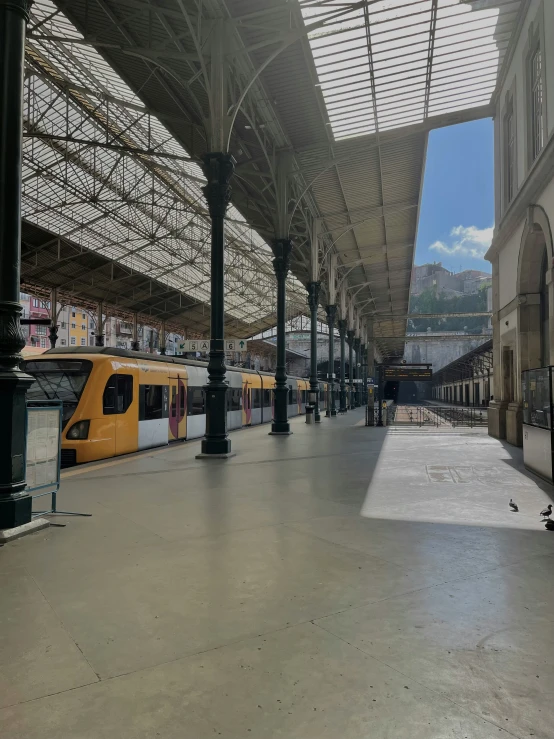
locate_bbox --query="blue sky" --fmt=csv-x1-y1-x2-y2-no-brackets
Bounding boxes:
414,118,494,274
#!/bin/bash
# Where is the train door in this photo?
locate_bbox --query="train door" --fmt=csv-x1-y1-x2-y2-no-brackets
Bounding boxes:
169,376,187,441
103,371,137,457
242,378,252,426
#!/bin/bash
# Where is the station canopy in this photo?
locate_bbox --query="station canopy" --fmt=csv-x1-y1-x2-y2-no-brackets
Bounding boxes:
22,0,522,350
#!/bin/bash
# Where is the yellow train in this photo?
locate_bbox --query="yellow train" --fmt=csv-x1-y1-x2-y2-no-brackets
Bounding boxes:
22,347,329,466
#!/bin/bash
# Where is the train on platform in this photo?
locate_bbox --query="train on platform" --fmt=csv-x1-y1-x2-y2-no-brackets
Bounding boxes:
22,347,329,466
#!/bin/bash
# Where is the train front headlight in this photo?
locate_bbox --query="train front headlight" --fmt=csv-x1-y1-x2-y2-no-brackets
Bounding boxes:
66,420,90,440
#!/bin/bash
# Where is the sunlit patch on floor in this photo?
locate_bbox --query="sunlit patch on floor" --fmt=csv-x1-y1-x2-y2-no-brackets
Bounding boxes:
360,428,554,531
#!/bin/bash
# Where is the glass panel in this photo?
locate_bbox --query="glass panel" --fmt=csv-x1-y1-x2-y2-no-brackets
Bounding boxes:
23,359,93,427
301,0,518,140
527,367,552,429
522,371,530,425
531,47,544,160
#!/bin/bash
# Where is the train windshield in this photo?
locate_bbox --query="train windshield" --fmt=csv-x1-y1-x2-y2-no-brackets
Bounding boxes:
23,359,93,427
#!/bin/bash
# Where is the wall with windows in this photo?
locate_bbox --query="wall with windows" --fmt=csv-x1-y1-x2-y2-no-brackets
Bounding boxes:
497,0,554,216
487,0,554,447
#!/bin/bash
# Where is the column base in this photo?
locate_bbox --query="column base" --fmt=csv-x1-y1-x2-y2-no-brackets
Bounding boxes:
198,437,233,456
196,451,236,459
488,400,508,441
0,516,49,543
506,402,523,447
0,493,33,530
269,423,292,435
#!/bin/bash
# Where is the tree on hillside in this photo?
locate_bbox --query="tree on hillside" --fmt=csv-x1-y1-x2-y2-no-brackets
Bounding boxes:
408,285,489,333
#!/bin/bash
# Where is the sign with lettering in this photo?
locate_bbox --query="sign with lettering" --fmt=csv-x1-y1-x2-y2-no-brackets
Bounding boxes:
225,339,248,352
179,339,248,353
179,340,210,353
383,366,433,381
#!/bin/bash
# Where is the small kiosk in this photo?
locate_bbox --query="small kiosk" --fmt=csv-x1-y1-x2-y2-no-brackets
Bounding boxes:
522,367,554,482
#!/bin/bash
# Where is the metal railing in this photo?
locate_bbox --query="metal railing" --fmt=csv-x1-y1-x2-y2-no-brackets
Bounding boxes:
392,405,488,428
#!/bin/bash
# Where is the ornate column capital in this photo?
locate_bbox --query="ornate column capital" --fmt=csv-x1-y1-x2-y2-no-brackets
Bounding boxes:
347,329,355,343
0,303,25,369
271,238,293,279
325,304,337,323
0,0,33,20
202,152,235,219
306,280,320,310
337,319,347,336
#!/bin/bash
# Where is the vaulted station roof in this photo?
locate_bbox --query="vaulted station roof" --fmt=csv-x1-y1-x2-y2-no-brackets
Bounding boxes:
25,0,523,356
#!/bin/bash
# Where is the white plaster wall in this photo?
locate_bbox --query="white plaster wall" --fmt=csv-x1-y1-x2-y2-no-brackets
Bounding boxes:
538,173,554,217
500,308,518,338
498,221,525,309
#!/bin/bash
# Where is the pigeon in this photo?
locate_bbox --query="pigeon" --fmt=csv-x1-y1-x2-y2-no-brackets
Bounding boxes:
509,499,519,512
545,519,554,531
540,504,553,519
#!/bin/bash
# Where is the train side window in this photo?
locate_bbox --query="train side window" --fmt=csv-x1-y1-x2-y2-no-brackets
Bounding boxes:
116,375,133,413
252,389,261,409
231,388,241,411
263,389,271,406
188,387,204,416
103,374,133,415
179,385,186,416
140,385,164,421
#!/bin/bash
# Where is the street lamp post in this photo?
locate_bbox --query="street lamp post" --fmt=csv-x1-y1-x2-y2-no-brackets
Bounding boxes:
307,281,321,423
0,0,35,529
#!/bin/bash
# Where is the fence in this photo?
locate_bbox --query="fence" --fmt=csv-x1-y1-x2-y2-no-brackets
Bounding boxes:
392,405,488,428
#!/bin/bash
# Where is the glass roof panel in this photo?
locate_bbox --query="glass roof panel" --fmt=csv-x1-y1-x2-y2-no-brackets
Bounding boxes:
300,0,522,140
22,0,308,328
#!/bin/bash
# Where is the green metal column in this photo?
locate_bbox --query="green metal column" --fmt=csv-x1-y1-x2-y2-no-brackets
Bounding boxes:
325,305,337,417
270,238,293,434
338,319,347,413
198,152,235,456
360,344,367,405
353,338,361,407
307,281,321,423
347,329,354,409
95,302,104,347
0,0,34,529
160,322,166,356
131,313,140,351
48,288,57,349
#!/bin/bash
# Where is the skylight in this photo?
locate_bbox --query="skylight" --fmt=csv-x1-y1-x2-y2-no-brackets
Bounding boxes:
23,0,308,327
300,0,520,140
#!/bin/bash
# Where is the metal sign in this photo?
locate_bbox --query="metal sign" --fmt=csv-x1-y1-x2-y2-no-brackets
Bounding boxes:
179,340,210,353
383,366,433,381
225,339,248,352
179,338,249,353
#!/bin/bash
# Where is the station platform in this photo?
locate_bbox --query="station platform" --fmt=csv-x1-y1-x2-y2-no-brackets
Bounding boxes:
1,409,554,738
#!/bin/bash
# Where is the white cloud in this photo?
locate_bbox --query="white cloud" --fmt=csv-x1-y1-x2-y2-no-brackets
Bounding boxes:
429,225,493,259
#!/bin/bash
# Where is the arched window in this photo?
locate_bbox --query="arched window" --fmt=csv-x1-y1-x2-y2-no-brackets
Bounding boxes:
540,249,550,367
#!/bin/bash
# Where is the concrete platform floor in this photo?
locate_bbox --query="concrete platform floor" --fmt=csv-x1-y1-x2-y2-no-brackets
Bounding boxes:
1,409,554,738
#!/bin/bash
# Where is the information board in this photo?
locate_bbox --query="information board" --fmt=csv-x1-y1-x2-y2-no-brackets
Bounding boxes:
383,366,433,382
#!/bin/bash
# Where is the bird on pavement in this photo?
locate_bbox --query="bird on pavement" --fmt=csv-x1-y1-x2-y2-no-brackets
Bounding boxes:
539,504,553,519
509,499,519,512
545,519,554,531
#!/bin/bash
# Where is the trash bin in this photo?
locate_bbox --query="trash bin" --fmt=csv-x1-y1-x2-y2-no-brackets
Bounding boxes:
305,404,314,424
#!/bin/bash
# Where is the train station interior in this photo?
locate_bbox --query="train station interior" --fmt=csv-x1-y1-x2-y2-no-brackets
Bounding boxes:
1,1,554,737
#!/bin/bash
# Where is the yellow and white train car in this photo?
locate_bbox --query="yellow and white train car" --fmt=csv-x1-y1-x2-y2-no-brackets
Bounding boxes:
22,347,325,466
